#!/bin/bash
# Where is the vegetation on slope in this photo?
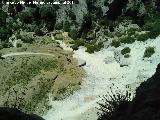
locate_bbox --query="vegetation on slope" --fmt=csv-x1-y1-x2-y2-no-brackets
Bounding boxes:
0,34,84,115
143,47,155,58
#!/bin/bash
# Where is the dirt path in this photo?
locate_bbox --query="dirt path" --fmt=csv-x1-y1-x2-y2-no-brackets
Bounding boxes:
2,52,55,58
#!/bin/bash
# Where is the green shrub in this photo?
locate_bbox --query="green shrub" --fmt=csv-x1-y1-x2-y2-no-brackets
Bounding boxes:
16,34,21,39
98,18,111,27
34,28,44,36
75,40,85,46
55,22,63,30
16,43,22,48
143,47,155,58
124,54,130,58
68,10,76,20
71,39,85,50
127,28,137,36
85,44,95,53
111,40,121,48
115,32,123,37
68,29,78,40
81,31,87,39
71,44,79,50
148,29,160,39
69,41,74,44
121,47,131,55
98,91,131,120
104,0,109,6
21,36,34,44
97,42,104,50
63,21,70,32
0,44,3,50
143,21,153,31
1,42,13,48
85,42,104,53
136,33,149,41
117,15,132,23
0,27,12,41
120,36,135,44
143,20,160,39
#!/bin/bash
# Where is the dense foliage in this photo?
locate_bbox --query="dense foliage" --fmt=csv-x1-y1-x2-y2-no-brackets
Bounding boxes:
0,0,160,52
143,47,155,58
121,47,131,55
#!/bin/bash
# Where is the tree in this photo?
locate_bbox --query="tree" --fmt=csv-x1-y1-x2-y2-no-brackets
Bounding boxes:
63,21,71,32
39,6,56,31
34,28,44,36
68,29,78,40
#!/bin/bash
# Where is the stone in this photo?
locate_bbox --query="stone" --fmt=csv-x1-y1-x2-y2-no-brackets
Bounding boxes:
77,58,86,67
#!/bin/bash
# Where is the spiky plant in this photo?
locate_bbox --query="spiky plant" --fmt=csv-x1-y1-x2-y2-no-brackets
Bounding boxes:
97,89,132,120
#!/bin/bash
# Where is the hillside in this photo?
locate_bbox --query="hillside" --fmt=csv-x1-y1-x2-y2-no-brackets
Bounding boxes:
0,0,160,120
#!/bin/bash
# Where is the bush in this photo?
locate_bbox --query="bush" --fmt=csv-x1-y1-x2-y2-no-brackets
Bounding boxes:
136,33,149,41
148,29,160,39
127,28,137,36
0,27,12,41
16,43,22,48
0,44,3,50
85,42,104,53
104,0,109,6
98,18,112,27
98,91,131,120
121,47,131,55
74,40,85,46
85,44,96,53
124,54,130,58
68,29,78,40
1,42,13,48
71,44,79,50
34,28,44,36
143,20,160,39
71,39,85,50
120,36,135,44
20,35,34,44
68,10,76,20
63,21,70,32
55,22,63,30
143,47,155,58
111,40,121,48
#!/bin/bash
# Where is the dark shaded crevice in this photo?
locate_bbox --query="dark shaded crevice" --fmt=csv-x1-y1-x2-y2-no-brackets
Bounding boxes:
106,0,128,20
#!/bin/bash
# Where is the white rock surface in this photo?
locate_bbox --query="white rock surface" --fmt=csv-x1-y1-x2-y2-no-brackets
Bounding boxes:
77,58,86,67
44,36,160,120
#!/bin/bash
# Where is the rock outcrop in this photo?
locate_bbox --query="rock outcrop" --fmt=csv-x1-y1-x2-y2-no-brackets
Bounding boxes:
77,58,86,67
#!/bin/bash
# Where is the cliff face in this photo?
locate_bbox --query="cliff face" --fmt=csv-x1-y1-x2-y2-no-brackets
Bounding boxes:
128,63,160,120
0,0,159,43
98,63,160,120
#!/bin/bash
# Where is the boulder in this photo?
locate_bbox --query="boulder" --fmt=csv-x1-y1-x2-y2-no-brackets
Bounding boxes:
77,58,86,67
